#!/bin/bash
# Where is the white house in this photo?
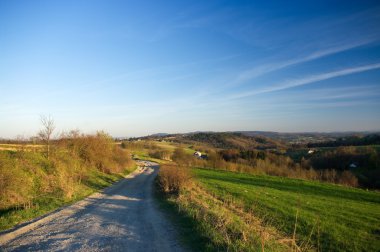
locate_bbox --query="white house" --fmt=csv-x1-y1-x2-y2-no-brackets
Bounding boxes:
308,150,315,154
349,163,357,169
194,151,202,157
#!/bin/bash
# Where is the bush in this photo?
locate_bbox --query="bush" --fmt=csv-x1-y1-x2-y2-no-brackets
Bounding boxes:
337,170,359,187
0,151,34,209
59,131,131,174
157,165,191,195
172,148,192,165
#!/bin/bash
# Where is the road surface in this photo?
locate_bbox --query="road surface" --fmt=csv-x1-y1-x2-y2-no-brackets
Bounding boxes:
0,161,184,252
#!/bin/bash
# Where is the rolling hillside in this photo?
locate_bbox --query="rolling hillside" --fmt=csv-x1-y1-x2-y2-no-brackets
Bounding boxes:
175,132,286,150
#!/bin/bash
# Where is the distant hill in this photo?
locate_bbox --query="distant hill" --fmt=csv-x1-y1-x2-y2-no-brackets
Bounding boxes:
237,131,379,144
149,133,170,137
135,130,380,148
174,132,286,150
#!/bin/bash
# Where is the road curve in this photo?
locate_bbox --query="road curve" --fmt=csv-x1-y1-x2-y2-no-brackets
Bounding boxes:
0,161,184,252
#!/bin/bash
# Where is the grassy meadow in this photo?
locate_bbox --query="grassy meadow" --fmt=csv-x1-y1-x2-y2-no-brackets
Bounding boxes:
193,168,380,251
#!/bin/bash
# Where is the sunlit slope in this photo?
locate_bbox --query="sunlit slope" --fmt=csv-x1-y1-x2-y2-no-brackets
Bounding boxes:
194,168,380,252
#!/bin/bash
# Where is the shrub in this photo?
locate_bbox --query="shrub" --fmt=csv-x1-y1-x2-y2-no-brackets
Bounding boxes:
172,148,192,165
157,165,191,195
337,170,359,187
0,151,35,209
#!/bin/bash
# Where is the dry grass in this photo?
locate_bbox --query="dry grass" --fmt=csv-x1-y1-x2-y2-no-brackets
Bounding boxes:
170,181,293,251
0,144,44,151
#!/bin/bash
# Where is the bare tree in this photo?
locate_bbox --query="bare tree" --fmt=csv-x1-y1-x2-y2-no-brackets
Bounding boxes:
38,115,55,159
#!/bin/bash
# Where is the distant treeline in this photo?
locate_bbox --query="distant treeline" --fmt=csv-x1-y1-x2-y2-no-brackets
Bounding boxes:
0,138,36,144
305,146,380,188
307,134,380,148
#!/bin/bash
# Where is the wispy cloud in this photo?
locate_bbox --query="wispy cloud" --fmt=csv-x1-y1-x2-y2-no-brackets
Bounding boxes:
275,85,380,101
233,39,377,85
230,63,380,99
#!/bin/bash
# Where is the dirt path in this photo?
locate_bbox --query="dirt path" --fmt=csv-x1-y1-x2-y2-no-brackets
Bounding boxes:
0,161,184,252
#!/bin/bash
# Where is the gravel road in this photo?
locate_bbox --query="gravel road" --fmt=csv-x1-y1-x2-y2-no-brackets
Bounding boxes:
0,161,184,252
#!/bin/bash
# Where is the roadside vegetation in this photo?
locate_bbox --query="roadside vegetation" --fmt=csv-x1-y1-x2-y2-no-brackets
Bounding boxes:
156,165,291,251
0,123,135,231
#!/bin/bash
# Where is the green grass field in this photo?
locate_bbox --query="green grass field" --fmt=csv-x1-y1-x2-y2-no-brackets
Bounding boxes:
154,141,195,155
193,168,380,251
130,140,194,164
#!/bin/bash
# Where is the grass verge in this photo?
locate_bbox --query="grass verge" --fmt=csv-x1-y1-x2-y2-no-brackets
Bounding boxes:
0,165,136,232
154,183,212,252
155,165,291,252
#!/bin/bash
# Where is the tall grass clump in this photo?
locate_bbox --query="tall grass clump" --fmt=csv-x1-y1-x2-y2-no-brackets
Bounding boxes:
157,165,191,195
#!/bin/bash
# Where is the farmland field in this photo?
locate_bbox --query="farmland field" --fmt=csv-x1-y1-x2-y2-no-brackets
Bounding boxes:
0,143,43,151
154,141,195,155
193,168,380,251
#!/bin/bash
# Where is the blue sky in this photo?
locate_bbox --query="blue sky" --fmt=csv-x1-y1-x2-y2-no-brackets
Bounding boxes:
1,0,380,138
